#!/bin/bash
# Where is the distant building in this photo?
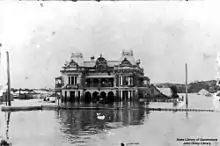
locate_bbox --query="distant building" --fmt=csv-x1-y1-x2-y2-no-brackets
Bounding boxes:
197,89,212,97
55,50,152,102
0,91,14,102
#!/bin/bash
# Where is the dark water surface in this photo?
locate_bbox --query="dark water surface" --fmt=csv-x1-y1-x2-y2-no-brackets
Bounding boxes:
0,94,220,146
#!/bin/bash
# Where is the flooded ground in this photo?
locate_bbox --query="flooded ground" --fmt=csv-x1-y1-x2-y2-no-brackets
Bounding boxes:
0,93,219,146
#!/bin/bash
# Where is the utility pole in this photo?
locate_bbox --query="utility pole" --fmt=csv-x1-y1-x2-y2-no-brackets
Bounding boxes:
1,44,8,106
6,51,11,106
185,63,188,108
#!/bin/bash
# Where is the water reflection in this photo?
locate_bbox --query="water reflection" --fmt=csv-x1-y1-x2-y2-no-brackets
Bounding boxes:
1,112,11,141
185,102,189,119
55,102,147,144
185,111,189,119
5,112,10,140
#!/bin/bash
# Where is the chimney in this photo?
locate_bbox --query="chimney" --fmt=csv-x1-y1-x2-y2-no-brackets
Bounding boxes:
91,56,95,61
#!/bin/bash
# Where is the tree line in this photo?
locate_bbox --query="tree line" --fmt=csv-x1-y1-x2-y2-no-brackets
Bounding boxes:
154,80,218,93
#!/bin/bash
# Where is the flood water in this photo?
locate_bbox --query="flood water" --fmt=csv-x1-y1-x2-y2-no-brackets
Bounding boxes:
0,93,220,146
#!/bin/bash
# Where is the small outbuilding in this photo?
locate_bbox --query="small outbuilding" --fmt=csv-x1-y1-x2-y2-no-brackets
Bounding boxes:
197,89,212,97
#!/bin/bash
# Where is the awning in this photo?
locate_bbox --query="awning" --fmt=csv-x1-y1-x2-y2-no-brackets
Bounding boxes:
140,76,150,80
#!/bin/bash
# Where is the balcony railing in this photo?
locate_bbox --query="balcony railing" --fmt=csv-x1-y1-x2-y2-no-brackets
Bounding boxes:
63,84,79,89
84,83,114,88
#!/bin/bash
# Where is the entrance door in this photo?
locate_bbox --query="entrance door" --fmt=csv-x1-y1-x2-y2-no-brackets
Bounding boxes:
123,91,128,101
64,91,67,102
78,91,80,102
70,91,75,102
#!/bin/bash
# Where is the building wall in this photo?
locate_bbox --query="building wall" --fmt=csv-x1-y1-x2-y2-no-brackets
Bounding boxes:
0,92,14,102
62,74,68,86
60,71,149,101
77,74,82,85
57,50,151,102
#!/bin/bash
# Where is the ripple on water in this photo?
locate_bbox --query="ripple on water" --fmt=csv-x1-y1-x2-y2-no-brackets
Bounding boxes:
61,125,108,145
105,122,124,129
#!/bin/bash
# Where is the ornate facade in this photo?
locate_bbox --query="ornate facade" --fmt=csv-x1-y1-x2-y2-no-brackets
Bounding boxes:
55,50,151,102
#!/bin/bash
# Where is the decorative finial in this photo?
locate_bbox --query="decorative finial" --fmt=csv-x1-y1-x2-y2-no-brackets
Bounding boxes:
91,56,95,60
136,59,141,65
100,54,102,57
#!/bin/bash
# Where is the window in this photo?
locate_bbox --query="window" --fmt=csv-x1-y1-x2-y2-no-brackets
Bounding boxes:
71,76,74,85
68,76,71,85
151,88,154,94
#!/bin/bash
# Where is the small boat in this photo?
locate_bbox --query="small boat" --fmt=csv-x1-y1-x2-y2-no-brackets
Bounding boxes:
43,96,56,103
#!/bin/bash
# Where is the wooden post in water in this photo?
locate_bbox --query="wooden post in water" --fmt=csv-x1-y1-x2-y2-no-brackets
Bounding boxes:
185,63,188,108
55,78,60,108
58,94,60,107
6,112,11,140
56,90,59,108
6,51,11,106
5,90,8,106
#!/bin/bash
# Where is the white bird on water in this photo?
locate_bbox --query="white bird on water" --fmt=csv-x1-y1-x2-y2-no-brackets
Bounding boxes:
96,113,105,120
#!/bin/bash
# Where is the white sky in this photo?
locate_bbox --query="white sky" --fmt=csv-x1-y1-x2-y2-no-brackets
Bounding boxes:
0,1,220,89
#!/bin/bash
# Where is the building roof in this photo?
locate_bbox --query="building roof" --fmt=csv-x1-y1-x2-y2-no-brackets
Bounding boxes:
34,90,49,94
67,50,138,67
0,85,7,96
198,89,210,95
82,60,120,68
140,76,150,81
120,50,136,65
156,87,172,97
215,91,220,97
83,61,95,67
106,61,121,67
117,58,134,67
15,90,29,94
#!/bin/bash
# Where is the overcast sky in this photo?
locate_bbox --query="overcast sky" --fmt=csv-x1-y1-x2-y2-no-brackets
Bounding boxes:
0,1,220,89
